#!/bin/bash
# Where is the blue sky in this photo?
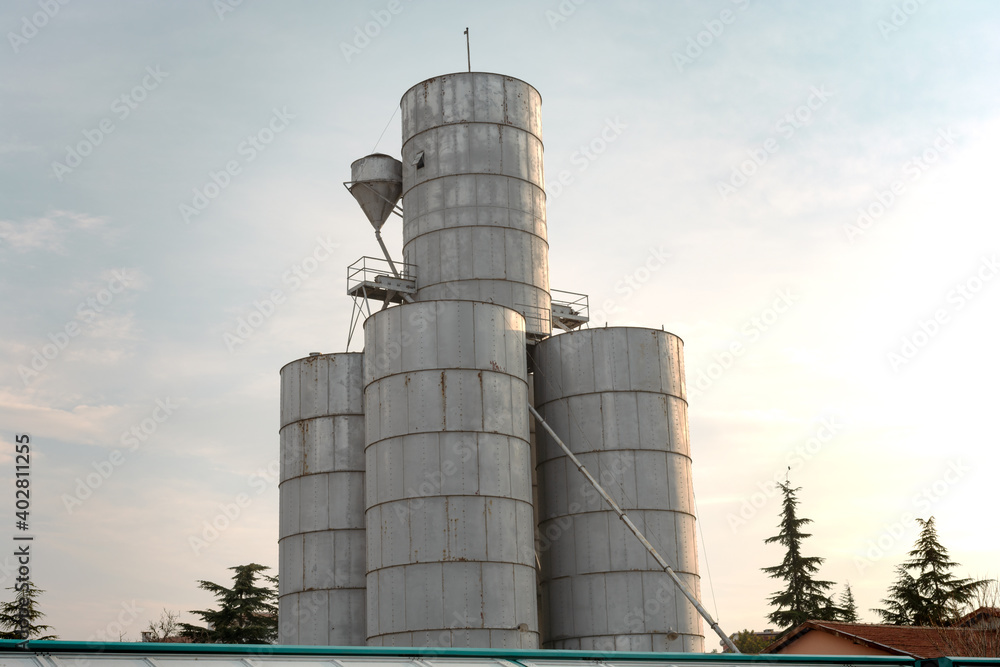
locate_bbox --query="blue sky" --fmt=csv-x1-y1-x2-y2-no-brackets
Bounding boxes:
2,0,999,644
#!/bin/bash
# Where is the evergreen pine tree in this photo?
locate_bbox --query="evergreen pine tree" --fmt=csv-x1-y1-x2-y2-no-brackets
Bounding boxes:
0,584,57,640
876,565,923,624
762,480,837,627
874,517,987,625
839,583,859,622
180,564,277,643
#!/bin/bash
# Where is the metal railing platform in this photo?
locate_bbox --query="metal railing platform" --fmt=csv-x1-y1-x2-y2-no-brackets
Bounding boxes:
550,289,589,331
347,255,416,304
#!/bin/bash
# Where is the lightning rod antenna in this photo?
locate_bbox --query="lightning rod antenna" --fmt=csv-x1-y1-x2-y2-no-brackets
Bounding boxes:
464,27,471,72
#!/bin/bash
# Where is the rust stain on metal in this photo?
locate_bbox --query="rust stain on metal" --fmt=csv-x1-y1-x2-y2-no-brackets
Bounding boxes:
502,80,509,125
440,370,447,429
302,420,310,473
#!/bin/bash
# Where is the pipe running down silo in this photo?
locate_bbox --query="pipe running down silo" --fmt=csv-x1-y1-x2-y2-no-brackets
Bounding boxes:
532,327,706,651
278,353,367,646
527,403,737,653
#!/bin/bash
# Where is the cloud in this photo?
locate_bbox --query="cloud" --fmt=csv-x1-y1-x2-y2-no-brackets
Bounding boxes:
84,312,143,343
0,210,109,253
0,387,127,446
0,137,40,155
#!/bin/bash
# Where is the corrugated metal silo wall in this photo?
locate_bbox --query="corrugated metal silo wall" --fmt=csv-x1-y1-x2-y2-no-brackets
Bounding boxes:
531,328,704,652
399,72,551,337
363,300,538,648
528,376,548,644
278,353,367,645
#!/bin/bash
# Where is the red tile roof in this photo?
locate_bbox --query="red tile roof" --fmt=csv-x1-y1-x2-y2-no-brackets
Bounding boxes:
955,607,1000,627
763,620,989,659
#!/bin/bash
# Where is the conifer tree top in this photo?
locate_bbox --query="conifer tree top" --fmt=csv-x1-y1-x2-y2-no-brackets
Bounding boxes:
180,564,277,644
762,481,838,628
873,517,988,626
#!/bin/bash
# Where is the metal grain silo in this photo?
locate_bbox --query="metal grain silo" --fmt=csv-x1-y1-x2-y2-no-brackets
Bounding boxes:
279,352,366,645
399,72,551,336
363,300,538,648
531,328,704,652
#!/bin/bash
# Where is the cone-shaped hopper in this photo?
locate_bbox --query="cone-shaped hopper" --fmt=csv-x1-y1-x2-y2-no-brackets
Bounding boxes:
349,154,403,231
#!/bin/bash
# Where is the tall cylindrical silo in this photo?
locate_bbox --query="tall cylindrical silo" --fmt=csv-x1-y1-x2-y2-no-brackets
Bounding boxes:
399,72,551,337
279,353,366,646
532,328,704,652
363,300,538,648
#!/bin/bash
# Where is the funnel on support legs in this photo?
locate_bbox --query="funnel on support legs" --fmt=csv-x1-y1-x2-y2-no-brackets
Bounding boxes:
348,154,403,231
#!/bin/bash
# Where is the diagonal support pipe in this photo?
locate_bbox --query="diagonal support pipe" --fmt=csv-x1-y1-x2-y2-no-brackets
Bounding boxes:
528,402,740,653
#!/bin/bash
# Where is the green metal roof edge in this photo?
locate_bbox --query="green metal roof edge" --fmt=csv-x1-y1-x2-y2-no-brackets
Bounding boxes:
0,640,917,664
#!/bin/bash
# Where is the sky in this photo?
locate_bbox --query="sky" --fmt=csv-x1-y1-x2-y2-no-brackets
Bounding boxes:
2,0,999,646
